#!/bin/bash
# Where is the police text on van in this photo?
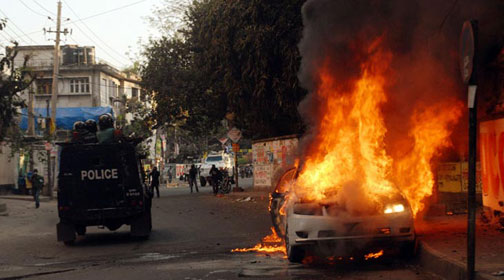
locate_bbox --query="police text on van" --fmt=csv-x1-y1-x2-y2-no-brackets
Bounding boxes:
81,169,119,180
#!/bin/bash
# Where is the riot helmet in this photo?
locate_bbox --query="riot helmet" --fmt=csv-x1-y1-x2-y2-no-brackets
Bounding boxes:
98,113,114,130
73,121,86,131
85,119,97,133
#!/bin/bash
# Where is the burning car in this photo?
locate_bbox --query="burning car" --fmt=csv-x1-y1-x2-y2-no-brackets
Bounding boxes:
270,167,416,263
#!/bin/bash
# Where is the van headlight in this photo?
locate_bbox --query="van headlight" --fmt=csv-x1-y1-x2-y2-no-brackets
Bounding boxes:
384,203,405,214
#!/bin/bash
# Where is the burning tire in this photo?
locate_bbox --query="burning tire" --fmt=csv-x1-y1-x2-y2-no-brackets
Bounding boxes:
399,234,418,259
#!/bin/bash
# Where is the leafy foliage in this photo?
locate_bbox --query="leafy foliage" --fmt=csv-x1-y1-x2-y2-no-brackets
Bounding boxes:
0,42,34,142
141,0,307,139
117,95,155,156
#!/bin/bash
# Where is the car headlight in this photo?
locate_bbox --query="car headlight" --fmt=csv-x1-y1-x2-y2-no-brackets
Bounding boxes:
384,203,405,214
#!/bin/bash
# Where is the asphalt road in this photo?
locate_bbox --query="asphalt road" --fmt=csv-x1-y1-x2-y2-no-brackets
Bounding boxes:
0,180,440,280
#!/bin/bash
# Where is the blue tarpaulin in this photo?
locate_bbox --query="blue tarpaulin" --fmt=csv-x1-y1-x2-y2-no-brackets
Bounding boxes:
20,107,114,131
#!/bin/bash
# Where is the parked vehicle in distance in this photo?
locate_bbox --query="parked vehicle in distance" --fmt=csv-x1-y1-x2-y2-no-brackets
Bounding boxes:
199,151,234,186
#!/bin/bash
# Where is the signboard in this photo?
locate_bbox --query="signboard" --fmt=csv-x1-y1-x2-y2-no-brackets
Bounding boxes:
232,143,240,152
460,20,475,84
437,162,481,193
227,127,242,143
438,163,462,193
479,119,504,212
218,137,228,145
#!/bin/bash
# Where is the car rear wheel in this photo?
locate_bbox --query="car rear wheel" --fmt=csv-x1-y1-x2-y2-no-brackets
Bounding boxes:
200,176,207,187
400,234,418,259
286,226,305,263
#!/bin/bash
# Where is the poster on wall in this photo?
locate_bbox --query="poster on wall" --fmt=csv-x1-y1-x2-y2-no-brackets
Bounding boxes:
254,164,272,187
479,119,504,212
252,136,299,189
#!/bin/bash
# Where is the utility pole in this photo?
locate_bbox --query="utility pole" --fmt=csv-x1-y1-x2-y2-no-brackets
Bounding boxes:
27,85,35,136
44,1,66,200
49,0,62,135
45,100,52,198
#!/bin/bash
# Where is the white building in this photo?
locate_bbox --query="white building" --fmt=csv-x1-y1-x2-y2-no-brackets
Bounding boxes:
0,44,147,193
11,45,143,119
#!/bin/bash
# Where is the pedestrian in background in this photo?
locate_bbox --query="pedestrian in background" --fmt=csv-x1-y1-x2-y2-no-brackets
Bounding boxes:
17,170,26,195
25,170,33,195
189,164,199,193
30,169,44,208
150,166,160,198
167,166,173,183
209,164,222,195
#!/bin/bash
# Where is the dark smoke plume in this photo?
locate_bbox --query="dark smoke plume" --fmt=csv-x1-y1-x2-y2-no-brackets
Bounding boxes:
297,0,504,160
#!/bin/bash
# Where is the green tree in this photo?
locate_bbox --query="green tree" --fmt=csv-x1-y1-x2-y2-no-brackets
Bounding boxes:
185,0,307,139
0,23,35,142
141,0,307,139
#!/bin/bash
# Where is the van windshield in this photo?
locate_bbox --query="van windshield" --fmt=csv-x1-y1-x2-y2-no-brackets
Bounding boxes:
206,156,223,162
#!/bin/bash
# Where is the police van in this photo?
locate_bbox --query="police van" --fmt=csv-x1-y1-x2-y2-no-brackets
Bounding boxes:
56,142,152,245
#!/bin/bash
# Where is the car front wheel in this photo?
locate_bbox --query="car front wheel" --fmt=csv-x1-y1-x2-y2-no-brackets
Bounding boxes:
286,226,305,263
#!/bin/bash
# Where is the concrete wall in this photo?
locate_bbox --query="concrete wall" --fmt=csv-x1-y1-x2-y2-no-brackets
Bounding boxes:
252,135,298,191
0,143,18,189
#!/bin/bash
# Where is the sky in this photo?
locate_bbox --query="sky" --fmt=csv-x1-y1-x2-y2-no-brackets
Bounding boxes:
0,0,181,69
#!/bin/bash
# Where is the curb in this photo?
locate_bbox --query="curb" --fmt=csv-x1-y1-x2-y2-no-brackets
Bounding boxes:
419,240,495,280
0,195,51,202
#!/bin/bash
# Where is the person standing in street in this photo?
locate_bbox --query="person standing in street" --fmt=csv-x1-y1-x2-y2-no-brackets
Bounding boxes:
30,169,44,208
189,164,199,193
150,166,160,198
209,164,222,195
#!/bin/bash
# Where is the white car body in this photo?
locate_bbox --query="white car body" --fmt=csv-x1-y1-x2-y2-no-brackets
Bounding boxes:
285,197,415,262
199,152,234,177
271,168,416,262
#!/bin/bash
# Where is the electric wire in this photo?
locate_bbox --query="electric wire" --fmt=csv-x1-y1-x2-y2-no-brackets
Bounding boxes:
62,0,148,26
31,0,56,16
19,0,50,18
0,9,37,44
66,29,125,69
0,31,13,43
62,0,130,62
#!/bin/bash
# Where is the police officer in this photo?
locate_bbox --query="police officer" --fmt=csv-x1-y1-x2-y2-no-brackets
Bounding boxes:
96,113,115,144
83,119,98,143
71,121,87,143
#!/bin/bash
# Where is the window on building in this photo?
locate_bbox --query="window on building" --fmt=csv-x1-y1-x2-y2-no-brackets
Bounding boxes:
132,87,138,98
101,78,108,105
111,81,117,98
36,79,52,94
70,78,90,93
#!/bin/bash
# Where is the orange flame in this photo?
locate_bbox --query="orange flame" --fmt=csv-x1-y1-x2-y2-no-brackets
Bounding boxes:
394,102,462,214
364,250,384,260
294,40,462,217
231,227,286,255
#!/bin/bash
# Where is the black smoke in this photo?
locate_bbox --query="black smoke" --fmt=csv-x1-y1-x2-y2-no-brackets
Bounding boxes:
297,0,504,160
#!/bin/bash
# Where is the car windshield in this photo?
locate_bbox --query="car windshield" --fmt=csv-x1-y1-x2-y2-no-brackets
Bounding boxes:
206,156,223,162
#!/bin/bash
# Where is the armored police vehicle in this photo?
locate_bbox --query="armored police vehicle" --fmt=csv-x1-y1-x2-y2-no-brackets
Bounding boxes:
56,142,152,245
